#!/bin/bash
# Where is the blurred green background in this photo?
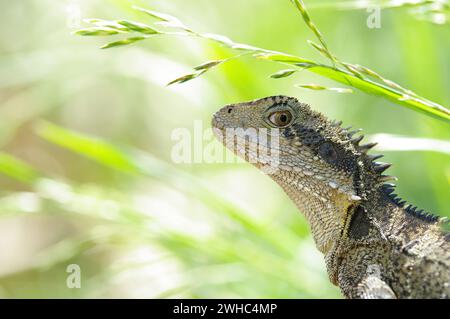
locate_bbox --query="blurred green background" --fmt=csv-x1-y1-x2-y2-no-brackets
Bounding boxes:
0,0,448,298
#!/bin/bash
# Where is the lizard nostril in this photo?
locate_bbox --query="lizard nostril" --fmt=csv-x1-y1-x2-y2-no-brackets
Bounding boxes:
227,106,233,114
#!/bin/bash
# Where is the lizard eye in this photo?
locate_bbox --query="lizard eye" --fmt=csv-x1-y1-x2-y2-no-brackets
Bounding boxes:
268,110,293,127
319,142,338,162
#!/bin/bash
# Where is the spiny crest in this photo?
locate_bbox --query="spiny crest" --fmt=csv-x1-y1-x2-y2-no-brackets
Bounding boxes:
330,120,397,183
380,176,440,223
331,120,441,224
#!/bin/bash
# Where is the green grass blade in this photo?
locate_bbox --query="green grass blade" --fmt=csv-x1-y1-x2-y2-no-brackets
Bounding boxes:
73,27,121,36
0,153,40,183
307,65,450,121
35,121,139,173
116,20,159,34
270,69,297,78
296,83,353,93
100,36,147,49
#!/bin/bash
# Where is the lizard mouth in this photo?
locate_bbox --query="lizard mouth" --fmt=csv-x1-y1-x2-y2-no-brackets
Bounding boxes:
211,111,224,130
211,112,227,145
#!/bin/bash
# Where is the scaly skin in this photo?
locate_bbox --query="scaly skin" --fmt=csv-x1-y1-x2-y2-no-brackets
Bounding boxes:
211,95,449,299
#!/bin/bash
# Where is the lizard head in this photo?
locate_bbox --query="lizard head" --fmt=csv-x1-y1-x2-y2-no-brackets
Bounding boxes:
212,95,394,254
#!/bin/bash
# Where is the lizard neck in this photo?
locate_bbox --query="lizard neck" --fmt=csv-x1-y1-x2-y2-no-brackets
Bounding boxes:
272,172,351,255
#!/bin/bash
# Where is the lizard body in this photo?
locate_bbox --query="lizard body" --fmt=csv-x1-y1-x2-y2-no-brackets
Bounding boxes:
211,95,449,299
